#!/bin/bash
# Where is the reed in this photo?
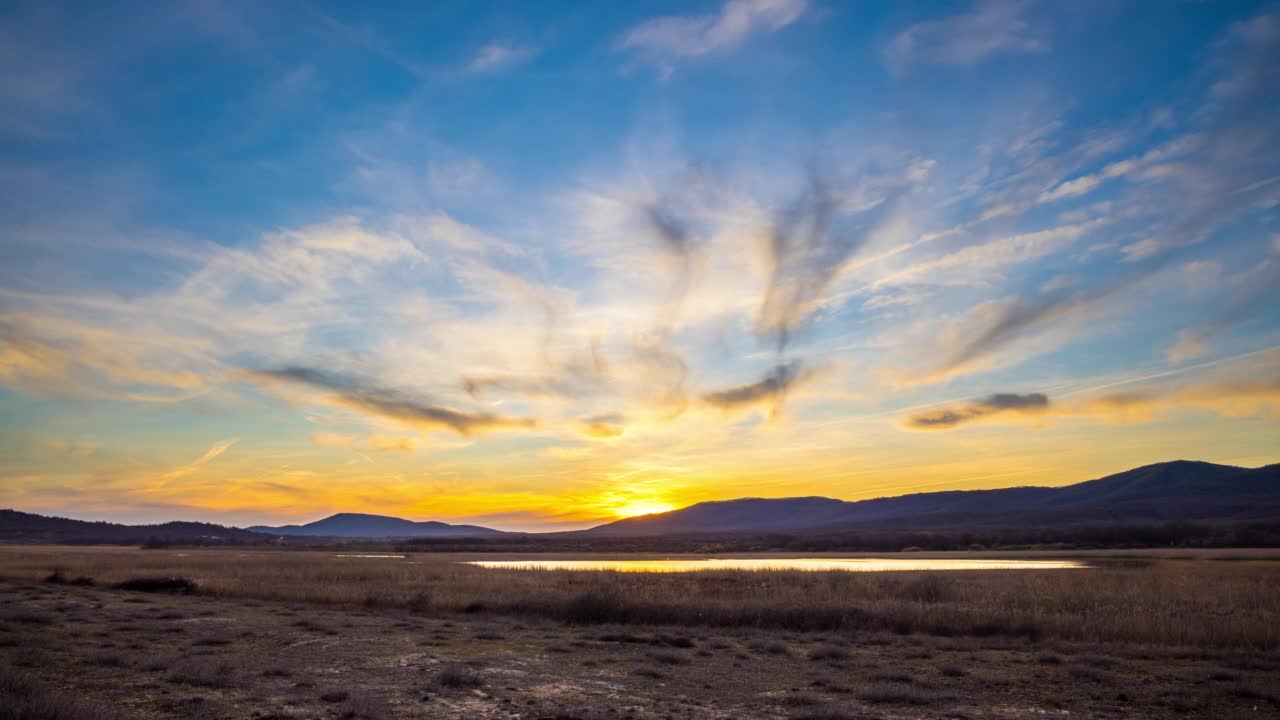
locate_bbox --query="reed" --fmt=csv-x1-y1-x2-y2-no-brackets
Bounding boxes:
1,546,1277,649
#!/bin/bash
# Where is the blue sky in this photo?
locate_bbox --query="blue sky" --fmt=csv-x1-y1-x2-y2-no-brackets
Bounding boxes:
1,0,1278,530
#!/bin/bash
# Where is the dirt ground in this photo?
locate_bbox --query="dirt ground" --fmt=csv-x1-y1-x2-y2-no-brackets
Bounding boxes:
3,578,1279,719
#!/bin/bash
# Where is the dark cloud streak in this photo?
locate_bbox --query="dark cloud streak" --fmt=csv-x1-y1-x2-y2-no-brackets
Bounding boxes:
905,391,1049,429
248,366,535,436
702,361,813,412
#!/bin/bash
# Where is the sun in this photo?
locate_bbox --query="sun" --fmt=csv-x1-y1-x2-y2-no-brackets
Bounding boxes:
612,499,678,518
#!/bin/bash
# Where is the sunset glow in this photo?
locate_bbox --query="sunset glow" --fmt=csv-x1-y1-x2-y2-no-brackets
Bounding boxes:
0,1,1277,532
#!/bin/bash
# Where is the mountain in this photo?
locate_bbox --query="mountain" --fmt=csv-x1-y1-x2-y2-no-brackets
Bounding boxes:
584,461,1280,536
0,509,262,545
247,513,508,538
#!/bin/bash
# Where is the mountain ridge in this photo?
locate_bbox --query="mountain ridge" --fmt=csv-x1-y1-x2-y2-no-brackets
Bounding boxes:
2,460,1278,543
247,512,509,538
582,460,1280,536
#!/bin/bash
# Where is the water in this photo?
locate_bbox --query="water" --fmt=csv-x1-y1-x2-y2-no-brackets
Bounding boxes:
335,554,405,559
462,558,1087,572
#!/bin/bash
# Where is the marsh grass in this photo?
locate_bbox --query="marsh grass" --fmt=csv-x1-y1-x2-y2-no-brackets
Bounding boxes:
3,547,1279,649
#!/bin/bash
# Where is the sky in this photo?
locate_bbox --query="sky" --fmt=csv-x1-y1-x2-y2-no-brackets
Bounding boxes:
1,0,1278,532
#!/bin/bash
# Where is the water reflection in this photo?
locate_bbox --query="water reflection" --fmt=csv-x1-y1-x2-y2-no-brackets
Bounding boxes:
335,554,405,559
463,558,1087,572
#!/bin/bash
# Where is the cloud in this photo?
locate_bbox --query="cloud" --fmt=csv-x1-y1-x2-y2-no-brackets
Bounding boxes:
578,413,627,439
702,361,813,413
903,392,1049,429
468,43,535,73
1167,261,1280,362
159,438,238,481
312,432,422,453
1038,158,1136,203
888,0,1046,70
367,435,423,452
907,351,1280,430
904,286,1122,384
619,0,807,72
247,367,536,437
758,175,898,352
872,219,1104,290
1074,372,1280,423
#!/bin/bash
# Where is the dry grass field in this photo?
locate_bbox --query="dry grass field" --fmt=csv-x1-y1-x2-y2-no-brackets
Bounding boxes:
2,547,1279,719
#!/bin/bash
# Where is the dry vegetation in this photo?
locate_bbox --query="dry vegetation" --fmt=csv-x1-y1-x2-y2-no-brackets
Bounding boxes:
1,547,1277,649
1,547,1278,719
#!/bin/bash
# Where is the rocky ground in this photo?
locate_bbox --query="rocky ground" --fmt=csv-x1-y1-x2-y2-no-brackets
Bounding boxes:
2,578,1278,719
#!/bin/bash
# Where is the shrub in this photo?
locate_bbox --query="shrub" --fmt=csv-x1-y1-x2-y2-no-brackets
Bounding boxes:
748,639,791,656
166,657,233,688
782,691,821,706
407,591,431,612
790,711,861,720
648,650,690,665
858,682,937,705
341,689,391,720
563,588,627,624
116,577,197,594
901,574,951,603
432,663,483,690
808,644,849,661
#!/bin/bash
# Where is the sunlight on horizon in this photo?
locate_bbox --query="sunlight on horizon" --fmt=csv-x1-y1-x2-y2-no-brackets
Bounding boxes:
0,0,1276,531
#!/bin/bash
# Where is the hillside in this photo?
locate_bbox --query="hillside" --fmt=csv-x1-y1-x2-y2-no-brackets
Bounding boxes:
248,513,508,538
0,510,262,545
583,461,1280,536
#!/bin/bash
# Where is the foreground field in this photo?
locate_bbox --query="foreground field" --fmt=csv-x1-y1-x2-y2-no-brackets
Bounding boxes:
2,548,1279,719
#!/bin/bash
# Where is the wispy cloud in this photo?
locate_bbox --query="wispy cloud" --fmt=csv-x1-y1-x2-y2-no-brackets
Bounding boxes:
578,413,627,440
467,43,536,73
702,361,815,414
159,438,238,482
619,0,807,73
248,367,537,437
903,392,1048,429
905,349,1280,429
888,0,1047,70
1168,260,1280,362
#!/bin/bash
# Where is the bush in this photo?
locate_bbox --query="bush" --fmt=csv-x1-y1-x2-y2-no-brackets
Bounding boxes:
808,644,849,661
563,588,628,624
648,650,690,665
901,574,951,603
858,682,937,705
166,657,233,687
116,577,198,594
432,663,483,690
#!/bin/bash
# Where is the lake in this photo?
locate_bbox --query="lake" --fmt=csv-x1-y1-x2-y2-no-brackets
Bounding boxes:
462,558,1088,572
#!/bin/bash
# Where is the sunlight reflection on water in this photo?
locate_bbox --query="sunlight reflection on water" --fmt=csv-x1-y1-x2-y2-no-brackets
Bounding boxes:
462,558,1088,572
335,554,406,559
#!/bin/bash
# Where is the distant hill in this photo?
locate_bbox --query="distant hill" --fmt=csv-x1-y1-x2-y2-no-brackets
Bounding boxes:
247,513,508,538
583,461,1280,536
5,461,1278,544
0,509,262,545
